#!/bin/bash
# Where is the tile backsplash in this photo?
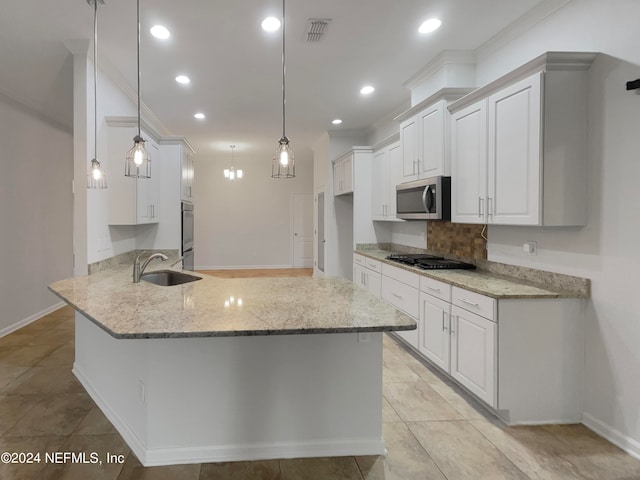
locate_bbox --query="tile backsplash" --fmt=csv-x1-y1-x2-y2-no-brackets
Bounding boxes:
426,222,487,260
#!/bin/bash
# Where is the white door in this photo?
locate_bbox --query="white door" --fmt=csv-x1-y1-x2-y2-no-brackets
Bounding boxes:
419,102,445,178
400,116,418,180
451,99,488,224
372,149,389,219
419,293,451,373
315,189,325,276
488,72,542,225
292,193,313,267
450,305,496,407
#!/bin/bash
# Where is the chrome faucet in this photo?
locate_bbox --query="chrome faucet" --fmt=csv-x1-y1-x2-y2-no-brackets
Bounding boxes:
133,251,168,283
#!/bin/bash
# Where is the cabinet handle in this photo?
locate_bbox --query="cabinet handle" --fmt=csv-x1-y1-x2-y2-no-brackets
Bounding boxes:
442,314,447,332
478,197,484,217
427,286,441,293
450,317,456,334
392,292,403,300
459,298,480,308
488,197,493,216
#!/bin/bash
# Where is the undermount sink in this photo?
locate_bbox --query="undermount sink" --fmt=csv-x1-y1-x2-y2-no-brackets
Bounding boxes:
141,270,202,286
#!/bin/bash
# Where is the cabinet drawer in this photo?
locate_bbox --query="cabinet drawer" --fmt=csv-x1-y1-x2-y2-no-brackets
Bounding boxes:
452,287,496,321
354,253,365,266
382,276,419,319
382,263,420,289
420,277,452,302
365,257,382,273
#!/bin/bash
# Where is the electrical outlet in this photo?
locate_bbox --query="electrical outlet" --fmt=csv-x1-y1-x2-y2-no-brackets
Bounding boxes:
357,332,371,343
523,241,537,255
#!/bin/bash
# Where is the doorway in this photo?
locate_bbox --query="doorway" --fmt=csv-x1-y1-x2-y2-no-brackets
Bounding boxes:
292,193,313,268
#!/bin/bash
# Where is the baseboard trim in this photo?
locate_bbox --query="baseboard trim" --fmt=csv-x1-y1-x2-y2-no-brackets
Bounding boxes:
141,438,386,467
0,301,66,338
582,413,640,461
73,364,385,467
72,364,149,464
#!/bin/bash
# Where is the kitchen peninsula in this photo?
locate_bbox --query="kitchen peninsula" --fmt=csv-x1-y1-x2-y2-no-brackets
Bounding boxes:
49,265,415,467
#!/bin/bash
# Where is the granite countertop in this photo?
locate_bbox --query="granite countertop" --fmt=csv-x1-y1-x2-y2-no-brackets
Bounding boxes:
48,265,416,339
355,249,588,299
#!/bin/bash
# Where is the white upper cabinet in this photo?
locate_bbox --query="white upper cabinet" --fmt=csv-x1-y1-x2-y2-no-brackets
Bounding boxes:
106,120,161,225
418,102,445,178
396,89,473,183
449,52,595,226
372,139,403,221
333,151,353,196
400,116,419,180
181,149,194,202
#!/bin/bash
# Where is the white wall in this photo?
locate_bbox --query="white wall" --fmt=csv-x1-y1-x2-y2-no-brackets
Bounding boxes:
194,151,314,269
474,0,640,457
0,95,73,334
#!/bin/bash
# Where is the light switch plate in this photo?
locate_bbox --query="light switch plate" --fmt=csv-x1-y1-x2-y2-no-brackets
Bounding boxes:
523,241,537,255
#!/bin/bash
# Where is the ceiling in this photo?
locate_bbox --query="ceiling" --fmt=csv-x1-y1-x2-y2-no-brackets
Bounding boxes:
0,0,546,162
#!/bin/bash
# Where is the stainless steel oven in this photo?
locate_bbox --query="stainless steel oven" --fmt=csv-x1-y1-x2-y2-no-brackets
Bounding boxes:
396,176,451,220
181,202,194,270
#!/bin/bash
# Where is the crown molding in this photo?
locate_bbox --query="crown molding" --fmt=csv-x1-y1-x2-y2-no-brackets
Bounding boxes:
403,50,477,91
371,132,400,152
394,88,475,123
159,136,196,155
448,51,598,113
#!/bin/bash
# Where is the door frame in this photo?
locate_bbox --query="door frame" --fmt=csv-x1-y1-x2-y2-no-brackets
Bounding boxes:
314,185,326,277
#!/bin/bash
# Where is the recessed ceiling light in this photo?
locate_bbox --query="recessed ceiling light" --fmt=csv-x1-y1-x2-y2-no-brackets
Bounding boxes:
150,25,170,39
194,113,205,120
332,119,343,125
360,86,375,95
418,18,442,34
175,75,190,84
261,17,281,32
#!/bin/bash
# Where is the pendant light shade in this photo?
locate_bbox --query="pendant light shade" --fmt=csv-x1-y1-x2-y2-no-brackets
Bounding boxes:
87,0,107,189
271,0,295,179
224,145,243,181
124,0,151,179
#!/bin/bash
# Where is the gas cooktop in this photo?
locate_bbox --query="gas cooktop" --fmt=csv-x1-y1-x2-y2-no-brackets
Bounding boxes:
386,253,475,270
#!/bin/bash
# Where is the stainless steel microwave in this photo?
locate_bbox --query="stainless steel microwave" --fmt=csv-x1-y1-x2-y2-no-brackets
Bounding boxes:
396,176,451,220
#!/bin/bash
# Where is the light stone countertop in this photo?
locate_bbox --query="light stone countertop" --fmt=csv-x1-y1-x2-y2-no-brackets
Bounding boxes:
48,265,416,339
355,249,588,299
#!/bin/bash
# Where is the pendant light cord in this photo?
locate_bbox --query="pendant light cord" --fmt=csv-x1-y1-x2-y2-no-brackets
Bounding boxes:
136,0,141,137
93,0,98,161
281,0,286,139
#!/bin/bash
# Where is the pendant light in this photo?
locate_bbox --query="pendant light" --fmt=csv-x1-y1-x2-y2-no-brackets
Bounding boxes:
223,145,243,181
271,0,295,178
124,0,151,178
87,0,107,189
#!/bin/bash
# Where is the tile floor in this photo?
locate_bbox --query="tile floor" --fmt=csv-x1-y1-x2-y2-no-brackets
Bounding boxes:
1,306,640,479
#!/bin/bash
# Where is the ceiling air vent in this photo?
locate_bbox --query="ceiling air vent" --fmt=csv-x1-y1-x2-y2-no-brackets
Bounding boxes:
306,18,331,43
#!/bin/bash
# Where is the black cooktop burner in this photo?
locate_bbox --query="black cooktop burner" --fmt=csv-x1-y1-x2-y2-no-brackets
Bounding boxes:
386,253,475,270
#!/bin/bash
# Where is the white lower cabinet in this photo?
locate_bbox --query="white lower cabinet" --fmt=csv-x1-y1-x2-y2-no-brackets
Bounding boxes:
419,280,497,407
379,264,583,424
419,293,451,372
353,254,381,298
450,305,496,407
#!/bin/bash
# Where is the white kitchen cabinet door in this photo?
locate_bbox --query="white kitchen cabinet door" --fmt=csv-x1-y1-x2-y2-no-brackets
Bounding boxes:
419,293,451,373
488,72,542,225
365,270,382,298
387,142,403,219
343,155,353,193
353,263,367,290
181,149,194,202
419,102,445,178
400,116,418,181
451,99,488,224
372,148,388,219
450,305,496,407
